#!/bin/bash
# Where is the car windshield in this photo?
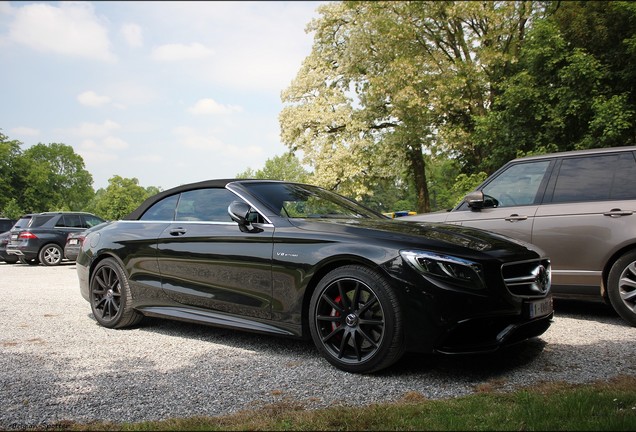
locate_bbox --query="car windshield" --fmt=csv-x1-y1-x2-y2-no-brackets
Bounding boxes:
243,182,383,219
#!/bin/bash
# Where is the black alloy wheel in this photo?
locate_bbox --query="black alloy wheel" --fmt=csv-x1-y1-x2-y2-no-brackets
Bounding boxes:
309,265,404,373
608,250,636,327
89,258,142,329
39,243,63,266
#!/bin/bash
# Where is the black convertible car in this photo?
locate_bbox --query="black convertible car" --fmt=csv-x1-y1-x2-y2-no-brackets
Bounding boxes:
77,179,553,373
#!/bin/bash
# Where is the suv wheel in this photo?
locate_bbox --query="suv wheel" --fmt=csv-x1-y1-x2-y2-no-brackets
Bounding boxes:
39,243,63,266
607,250,636,327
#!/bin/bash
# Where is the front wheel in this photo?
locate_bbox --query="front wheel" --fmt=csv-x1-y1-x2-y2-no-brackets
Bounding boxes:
607,250,636,327
39,243,63,266
90,258,142,329
309,265,405,373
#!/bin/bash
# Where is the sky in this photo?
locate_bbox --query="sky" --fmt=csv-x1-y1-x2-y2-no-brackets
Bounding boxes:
0,0,325,191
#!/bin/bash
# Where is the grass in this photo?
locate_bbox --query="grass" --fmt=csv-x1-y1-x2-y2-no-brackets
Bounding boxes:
41,375,636,431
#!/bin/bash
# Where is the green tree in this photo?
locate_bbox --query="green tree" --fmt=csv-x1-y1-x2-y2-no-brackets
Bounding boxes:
19,142,94,212
474,7,636,172
0,132,27,215
236,153,311,183
90,175,158,220
280,1,546,212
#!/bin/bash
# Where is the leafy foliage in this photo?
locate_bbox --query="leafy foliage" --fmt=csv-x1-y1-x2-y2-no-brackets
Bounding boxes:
281,1,547,212
86,176,161,220
0,133,94,217
280,1,636,212
236,153,310,183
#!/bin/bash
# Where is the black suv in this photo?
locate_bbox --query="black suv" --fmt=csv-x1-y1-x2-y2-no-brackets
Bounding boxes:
0,218,17,234
6,212,105,266
1,215,33,264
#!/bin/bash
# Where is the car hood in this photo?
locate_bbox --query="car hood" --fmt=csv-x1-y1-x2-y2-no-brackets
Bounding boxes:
287,217,544,259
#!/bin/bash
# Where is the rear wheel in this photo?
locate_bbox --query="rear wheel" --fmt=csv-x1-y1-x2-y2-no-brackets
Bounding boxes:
4,256,18,264
607,250,636,327
90,258,142,329
39,243,63,266
309,265,405,373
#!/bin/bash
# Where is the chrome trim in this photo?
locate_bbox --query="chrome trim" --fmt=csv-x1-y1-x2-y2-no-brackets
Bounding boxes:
225,182,274,225
552,270,602,277
116,219,275,228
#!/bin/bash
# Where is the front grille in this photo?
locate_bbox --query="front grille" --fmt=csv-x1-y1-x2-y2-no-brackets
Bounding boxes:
501,259,551,297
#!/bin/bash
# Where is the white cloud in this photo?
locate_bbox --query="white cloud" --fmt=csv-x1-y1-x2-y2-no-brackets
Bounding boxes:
102,136,129,150
0,2,13,16
7,2,116,62
188,98,242,115
77,90,111,108
173,126,225,151
9,126,40,137
151,42,214,62
66,120,121,138
77,139,119,164
121,23,143,48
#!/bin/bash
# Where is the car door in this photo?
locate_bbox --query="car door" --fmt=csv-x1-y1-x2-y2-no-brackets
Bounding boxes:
532,152,636,293
443,160,553,244
156,187,275,320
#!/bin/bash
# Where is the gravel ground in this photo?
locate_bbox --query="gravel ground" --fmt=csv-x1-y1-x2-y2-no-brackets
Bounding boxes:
1,261,635,429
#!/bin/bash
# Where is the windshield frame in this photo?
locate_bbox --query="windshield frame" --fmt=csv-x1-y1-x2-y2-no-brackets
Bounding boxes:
238,181,387,220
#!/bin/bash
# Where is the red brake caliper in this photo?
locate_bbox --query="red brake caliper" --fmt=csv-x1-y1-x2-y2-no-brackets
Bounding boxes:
330,295,342,332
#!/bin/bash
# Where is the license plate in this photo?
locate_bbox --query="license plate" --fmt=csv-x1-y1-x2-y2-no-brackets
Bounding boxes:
528,296,553,319
68,239,79,245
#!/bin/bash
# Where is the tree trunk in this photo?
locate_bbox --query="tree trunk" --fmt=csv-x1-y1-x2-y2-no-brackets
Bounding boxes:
407,145,430,213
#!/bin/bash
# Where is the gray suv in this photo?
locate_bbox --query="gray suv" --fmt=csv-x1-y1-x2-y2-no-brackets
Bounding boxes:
405,146,636,326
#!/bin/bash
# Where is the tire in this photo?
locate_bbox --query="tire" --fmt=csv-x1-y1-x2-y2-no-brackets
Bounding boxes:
19,256,39,265
4,256,18,264
38,243,63,266
308,265,405,373
607,250,636,327
89,258,143,329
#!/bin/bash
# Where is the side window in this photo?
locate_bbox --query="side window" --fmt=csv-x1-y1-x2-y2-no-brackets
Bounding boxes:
58,214,83,228
610,152,636,200
175,188,237,222
83,215,105,227
481,161,551,208
551,153,636,203
140,194,179,221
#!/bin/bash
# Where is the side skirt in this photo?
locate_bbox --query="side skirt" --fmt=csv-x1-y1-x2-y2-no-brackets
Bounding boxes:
137,305,299,337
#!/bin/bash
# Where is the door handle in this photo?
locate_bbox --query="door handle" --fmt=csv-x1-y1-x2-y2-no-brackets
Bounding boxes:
604,209,633,218
169,228,187,236
505,214,528,222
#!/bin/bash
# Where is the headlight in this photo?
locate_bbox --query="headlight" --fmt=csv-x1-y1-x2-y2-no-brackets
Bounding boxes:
400,250,485,291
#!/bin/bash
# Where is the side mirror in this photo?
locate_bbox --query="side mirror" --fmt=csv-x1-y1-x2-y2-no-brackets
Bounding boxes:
228,201,262,233
464,191,485,210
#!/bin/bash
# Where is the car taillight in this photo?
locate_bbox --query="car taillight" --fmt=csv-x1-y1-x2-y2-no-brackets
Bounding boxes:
18,232,38,239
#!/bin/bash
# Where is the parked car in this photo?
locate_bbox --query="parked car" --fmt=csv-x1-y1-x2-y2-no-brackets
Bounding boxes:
0,214,33,264
7,212,106,266
405,146,636,327
77,179,552,373
64,221,109,262
0,217,17,234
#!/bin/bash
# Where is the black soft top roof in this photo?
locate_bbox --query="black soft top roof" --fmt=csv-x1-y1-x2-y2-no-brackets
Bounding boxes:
123,178,238,220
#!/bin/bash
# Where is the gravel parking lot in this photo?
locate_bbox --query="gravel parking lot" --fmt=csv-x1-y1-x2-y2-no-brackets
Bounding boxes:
1,261,635,429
